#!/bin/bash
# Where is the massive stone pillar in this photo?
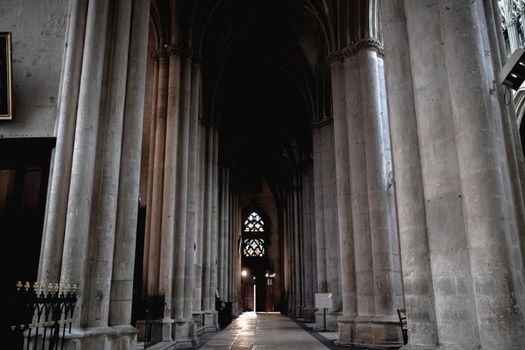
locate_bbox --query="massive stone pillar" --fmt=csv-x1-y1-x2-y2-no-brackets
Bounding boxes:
293,182,304,318
183,59,200,325
330,58,358,341
329,39,404,348
301,165,317,322
109,0,150,334
312,119,341,331
312,125,327,306
37,0,149,348
145,48,168,297
381,0,525,349
202,125,218,330
82,0,133,334
209,128,220,323
39,0,87,284
193,119,206,325
380,1,438,347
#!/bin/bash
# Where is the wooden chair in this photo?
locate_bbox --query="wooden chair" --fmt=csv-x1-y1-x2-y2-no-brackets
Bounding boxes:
397,308,408,344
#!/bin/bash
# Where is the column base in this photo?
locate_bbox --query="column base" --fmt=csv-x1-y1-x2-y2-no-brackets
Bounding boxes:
32,325,137,350
336,315,403,349
192,311,205,329
302,307,316,322
137,317,173,343
231,301,240,318
315,310,340,331
172,319,198,347
202,310,218,331
295,305,304,318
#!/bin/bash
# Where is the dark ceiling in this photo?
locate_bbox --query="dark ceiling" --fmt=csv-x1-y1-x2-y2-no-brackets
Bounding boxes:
151,0,334,196
197,0,327,194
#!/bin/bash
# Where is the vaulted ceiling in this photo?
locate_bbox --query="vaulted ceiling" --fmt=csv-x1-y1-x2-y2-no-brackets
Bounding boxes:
149,0,381,196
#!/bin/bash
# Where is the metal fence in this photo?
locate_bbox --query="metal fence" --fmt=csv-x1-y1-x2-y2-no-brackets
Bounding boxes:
9,281,77,350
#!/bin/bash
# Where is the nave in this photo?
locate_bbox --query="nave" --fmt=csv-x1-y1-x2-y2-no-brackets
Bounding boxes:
198,312,331,350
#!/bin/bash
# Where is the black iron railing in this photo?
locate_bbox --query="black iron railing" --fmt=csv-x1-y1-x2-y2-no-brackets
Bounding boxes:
9,281,77,350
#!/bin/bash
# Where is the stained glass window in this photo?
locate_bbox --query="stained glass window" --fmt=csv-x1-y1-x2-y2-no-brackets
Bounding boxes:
243,238,265,257
244,212,264,232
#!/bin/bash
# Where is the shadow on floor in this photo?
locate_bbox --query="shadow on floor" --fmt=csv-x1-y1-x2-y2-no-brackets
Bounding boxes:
292,319,370,350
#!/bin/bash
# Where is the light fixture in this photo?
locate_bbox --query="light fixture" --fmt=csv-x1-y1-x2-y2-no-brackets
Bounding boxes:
241,270,247,277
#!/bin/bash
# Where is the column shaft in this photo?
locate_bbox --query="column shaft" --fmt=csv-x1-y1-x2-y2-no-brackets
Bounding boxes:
147,51,168,296
158,49,181,321
439,1,522,347
312,126,327,294
183,60,200,319
209,128,220,311
379,0,438,345
405,0,479,346
60,0,110,327
39,0,87,283
202,127,213,311
331,60,357,324
143,57,159,295
110,0,149,326
84,0,132,327
172,57,191,321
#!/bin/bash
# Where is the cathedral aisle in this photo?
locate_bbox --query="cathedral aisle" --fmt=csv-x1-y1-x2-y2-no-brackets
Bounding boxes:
200,312,329,350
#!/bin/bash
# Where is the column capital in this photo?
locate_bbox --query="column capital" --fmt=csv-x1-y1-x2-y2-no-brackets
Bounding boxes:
167,44,186,58
311,116,333,129
154,47,168,61
328,38,384,64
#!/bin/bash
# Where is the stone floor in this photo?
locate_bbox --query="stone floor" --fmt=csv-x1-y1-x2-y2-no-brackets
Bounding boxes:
197,312,337,350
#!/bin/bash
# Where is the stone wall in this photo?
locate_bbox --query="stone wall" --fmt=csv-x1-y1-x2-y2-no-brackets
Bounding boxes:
0,0,66,137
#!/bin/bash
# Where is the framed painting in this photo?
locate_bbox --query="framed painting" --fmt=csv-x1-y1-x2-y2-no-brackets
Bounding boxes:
0,32,13,120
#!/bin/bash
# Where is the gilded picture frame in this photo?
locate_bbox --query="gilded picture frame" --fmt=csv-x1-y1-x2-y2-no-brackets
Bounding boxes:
0,32,13,120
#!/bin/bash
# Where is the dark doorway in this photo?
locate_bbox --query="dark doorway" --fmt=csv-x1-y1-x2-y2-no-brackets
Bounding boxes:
1,138,54,348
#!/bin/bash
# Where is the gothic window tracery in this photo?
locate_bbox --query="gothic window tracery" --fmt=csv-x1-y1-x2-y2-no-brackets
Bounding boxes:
243,211,265,257
244,212,265,232
243,238,265,257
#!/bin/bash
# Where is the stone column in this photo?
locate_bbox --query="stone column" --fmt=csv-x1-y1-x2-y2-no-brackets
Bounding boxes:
486,0,525,306
218,168,226,300
146,48,168,296
329,39,403,347
183,60,200,323
382,1,525,348
202,126,214,328
143,54,159,296
360,46,403,333
330,59,357,342
209,128,220,326
39,0,87,283
223,169,231,302
59,0,110,327
301,165,317,322
293,183,303,317
171,56,192,343
379,0,439,347
158,45,181,333
321,123,341,330
83,0,132,330
109,0,149,330
37,0,150,348
404,2,480,348
312,124,327,298
193,119,206,320
285,192,293,314
439,1,523,347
